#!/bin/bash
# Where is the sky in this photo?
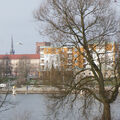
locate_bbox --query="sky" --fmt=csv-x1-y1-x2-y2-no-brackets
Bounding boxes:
0,0,47,54
0,0,119,54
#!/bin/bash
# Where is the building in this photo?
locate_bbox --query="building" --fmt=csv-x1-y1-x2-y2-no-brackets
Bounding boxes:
36,41,118,77
82,42,116,76
0,40,118,79
36,42,84,71
0,54,40,77
0,39,41,77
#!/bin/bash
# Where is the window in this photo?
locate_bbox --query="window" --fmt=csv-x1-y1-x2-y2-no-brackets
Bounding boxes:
40,65,44,70
68,59,72,63
68,48,72,52
45,48,48,52
41,60,44,63
40,48,44,52
68,54,72,59
42,66,44,70
51,48,55,53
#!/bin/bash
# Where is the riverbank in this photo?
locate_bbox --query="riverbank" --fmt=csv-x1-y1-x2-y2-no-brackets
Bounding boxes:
0,85,120,94
0,86,60,94
0,86,61,94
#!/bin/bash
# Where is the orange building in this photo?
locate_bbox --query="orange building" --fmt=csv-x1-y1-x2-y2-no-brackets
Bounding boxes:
36,42,84,70
36,41,117,74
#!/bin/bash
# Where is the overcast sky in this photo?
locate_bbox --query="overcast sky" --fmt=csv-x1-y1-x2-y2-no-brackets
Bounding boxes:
0,0,47,54
0,0,119,54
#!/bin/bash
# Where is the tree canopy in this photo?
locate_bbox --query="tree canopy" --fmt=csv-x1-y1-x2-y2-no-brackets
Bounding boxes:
35,0,120,119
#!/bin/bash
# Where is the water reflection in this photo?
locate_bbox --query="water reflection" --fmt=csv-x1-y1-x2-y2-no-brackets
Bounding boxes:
0,94,119,120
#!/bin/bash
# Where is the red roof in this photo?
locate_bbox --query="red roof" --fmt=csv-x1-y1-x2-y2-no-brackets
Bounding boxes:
0,54,40,59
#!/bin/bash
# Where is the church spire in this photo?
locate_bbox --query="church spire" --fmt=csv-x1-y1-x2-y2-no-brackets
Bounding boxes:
10,36,15,55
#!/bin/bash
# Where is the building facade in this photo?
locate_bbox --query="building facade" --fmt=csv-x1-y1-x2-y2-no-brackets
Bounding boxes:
0,41,118,79
36,42,117,77
36,42,84,71
0,54,40,77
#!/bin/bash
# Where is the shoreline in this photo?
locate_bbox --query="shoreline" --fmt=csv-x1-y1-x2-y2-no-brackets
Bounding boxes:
0,90,61,94
0,86,120,94
0,86,62,94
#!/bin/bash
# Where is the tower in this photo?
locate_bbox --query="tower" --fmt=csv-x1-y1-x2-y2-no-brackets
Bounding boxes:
10,36,15,55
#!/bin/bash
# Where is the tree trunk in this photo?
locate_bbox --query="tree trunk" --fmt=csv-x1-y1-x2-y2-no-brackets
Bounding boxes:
102,103,111,120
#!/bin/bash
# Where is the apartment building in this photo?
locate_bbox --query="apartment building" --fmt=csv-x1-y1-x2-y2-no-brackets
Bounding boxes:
81,42,117,76
36,41,117,77
36,42,84,71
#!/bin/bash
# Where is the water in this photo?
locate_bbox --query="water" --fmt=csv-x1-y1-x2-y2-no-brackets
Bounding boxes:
0,94,48,120
0,94,119,120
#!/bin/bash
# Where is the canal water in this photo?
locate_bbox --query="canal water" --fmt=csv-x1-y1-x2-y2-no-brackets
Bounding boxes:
0,94,120,120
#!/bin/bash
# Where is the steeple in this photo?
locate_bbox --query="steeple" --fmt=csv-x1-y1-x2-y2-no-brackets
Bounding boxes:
10,36,15,55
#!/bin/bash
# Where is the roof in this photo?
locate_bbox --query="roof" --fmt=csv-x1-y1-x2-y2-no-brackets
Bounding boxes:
0,54,40,59
36,42,51,47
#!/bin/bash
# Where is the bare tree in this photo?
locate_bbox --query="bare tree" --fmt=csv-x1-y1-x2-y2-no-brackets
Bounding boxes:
16,57,31,86
35,0,120,119
0,56,12,78
0,57,12,111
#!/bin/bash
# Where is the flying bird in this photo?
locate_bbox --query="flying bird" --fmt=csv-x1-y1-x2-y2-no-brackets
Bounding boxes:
17,42,23,45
